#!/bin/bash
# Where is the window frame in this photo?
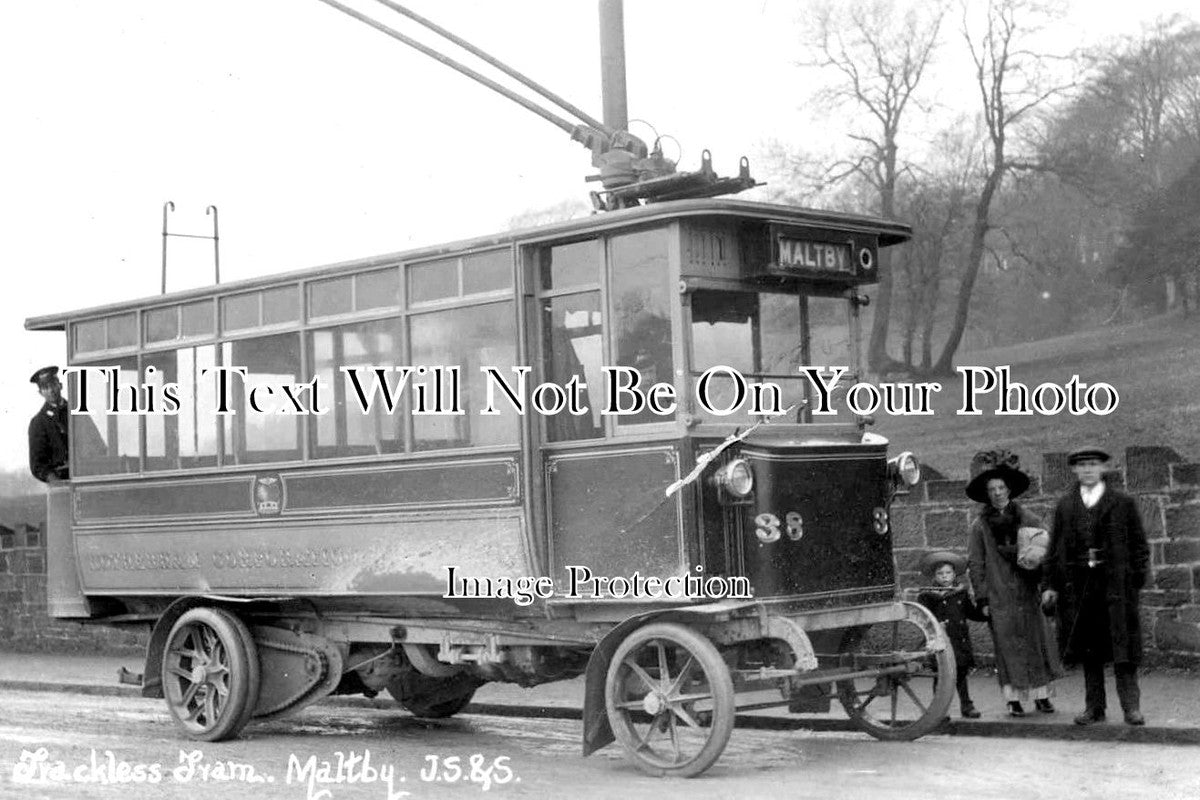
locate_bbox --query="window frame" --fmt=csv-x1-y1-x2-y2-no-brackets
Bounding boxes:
63,248,521,480
533,224,682,446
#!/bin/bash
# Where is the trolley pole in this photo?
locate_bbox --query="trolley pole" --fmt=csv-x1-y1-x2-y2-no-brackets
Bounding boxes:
599,0,628,132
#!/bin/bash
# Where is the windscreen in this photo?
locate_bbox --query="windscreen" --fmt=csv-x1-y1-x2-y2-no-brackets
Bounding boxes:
688,289,856,424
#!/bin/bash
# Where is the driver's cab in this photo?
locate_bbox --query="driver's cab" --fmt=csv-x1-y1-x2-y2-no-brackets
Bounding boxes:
522,201,912,609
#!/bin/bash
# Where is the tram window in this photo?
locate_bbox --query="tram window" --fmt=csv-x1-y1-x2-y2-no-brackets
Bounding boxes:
107,314,137,349
181,300,215,337
542,293,603,440
310,318,405,458
73,313,138,355
262,286,300,325
71,357,139,476
690,291,756,373
410,301,517,449
145,346,219,470
355,269,400,311
462,250,511,294
145,308,178,343
610,229,675,424
73,320,106,354
146,302,214,345
220,334,303,464
309,276,353,319
689,290,807,424
408,259,457,304
761,293,805,372
542,240,600,290
807,295,853,365
221,293,260,332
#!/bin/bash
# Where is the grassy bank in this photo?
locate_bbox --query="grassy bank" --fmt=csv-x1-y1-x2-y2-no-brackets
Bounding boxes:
871,313,1200,479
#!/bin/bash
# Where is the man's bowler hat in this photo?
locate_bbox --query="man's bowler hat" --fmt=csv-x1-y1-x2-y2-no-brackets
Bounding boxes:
29,366,60,387
1068,446,1111,465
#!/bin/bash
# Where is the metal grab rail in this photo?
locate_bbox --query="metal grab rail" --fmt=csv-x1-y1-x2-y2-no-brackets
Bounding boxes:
161,201,219,294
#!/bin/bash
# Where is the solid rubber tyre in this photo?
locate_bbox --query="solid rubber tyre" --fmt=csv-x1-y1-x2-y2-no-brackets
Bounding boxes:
835,619,955,741
161,606,259,741
604,622,735,778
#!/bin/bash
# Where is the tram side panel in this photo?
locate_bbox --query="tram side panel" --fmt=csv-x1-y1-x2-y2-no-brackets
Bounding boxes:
544,443,686,596
46,485,90,618
58,454,533,612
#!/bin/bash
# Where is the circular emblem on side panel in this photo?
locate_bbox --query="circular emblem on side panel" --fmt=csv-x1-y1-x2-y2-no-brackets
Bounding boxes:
253,475,283,516
872,507,889,535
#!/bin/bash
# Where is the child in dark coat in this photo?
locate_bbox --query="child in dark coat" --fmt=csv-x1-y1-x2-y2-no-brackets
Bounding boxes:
918,550,986,718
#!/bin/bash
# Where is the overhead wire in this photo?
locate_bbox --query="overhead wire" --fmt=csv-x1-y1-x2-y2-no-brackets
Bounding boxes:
370,0,614,136
313,0,581,138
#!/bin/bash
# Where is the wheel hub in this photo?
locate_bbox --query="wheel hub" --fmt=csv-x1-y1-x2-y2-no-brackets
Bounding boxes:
190,664,209,683
642,691,666,716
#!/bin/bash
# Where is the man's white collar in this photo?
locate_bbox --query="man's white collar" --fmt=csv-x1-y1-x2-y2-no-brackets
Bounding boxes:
1080,482,1106,508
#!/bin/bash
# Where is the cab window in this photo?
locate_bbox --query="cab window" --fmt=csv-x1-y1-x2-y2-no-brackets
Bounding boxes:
690,290,851,423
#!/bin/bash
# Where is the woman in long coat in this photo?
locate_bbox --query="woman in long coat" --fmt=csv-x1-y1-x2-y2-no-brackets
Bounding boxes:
966,450,1060,716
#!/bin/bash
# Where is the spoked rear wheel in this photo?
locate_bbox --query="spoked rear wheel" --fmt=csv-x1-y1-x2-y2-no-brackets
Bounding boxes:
835,607,954,741
604,622,735,778
162,607,260,741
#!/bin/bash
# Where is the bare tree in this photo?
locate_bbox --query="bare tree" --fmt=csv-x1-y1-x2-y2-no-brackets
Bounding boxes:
801,0,945,374
1109,18,1200,185
1094,19,1200,309
930,0,1074,375
895,119,980,370
1171,26,1200,147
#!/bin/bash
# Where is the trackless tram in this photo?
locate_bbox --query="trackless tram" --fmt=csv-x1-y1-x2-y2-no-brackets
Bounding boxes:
24,1,949,779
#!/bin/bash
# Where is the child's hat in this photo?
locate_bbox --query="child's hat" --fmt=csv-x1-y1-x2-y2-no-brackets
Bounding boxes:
920,550,966,578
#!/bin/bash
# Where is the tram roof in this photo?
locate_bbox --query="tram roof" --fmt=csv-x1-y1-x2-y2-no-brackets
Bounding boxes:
26,198,910,332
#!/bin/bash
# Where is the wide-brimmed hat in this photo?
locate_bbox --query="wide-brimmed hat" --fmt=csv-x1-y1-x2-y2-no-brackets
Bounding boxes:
1068,446,1111,465
920,550,966,578
965,449,1030,504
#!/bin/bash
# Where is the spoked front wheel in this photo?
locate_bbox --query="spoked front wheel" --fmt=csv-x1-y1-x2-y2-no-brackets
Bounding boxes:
604,622,735,778
835,604,954,741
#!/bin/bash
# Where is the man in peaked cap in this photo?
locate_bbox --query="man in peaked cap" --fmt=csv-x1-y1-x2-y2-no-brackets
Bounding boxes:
1044,446,1149,726
28,366,70,482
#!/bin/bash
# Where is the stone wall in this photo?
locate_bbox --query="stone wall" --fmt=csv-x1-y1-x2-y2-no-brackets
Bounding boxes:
894,446,1200,668
0,495,145,655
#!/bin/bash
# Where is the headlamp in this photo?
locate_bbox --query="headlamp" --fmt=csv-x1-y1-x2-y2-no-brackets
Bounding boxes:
888,451,921,487
715,458,754,499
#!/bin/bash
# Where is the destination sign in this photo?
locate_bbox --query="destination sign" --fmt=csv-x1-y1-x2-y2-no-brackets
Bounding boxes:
777,238,853,273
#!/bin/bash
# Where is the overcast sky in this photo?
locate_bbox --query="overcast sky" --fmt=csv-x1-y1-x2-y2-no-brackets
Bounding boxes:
1,0,1194,473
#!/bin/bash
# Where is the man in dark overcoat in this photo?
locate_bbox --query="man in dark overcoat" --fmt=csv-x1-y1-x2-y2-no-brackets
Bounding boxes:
28,366,70,482
1043,446,1149,726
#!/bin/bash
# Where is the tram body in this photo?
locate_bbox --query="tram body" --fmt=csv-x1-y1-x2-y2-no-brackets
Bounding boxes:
27,199,951,777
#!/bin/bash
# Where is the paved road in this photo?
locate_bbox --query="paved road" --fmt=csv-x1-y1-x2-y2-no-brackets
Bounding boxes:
0,689,1195,800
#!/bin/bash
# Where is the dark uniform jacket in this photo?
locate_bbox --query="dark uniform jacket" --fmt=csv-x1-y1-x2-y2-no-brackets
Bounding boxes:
28,400,69,482
918,584,986,669
1046,483,1149,666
